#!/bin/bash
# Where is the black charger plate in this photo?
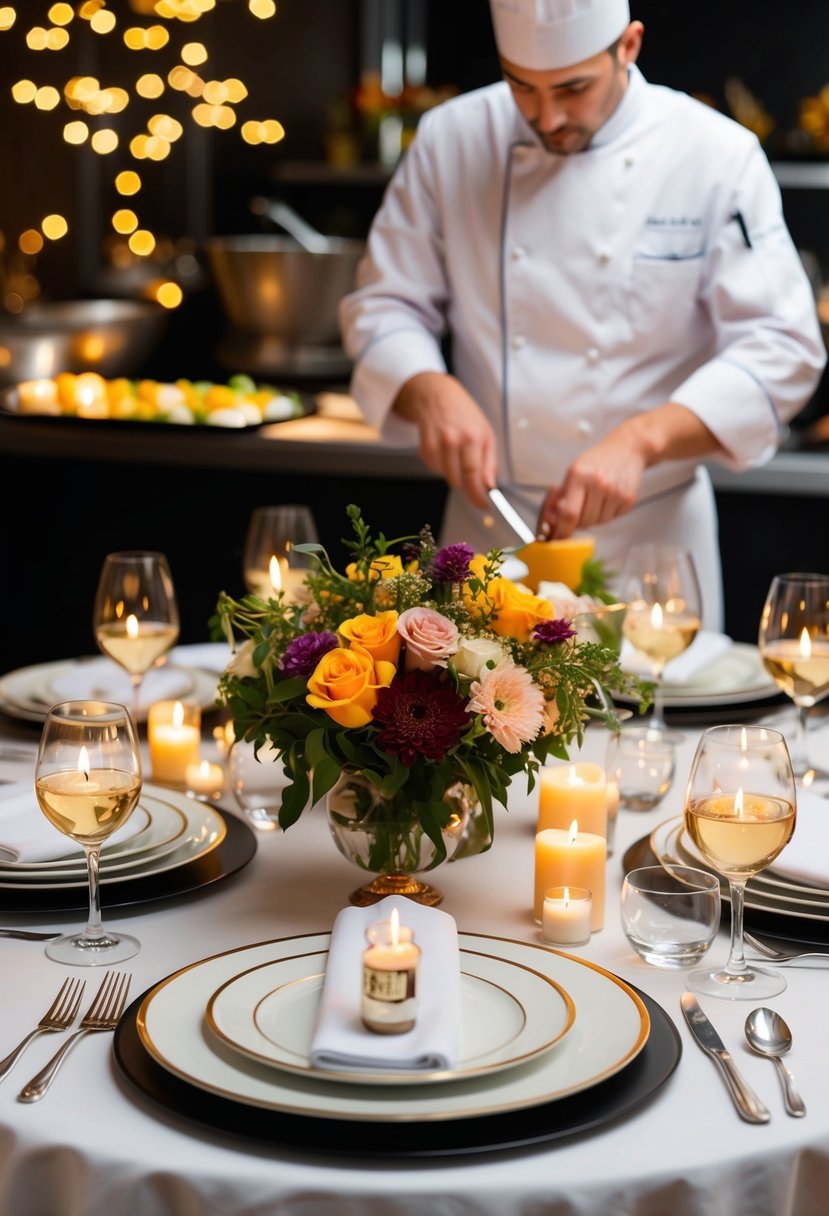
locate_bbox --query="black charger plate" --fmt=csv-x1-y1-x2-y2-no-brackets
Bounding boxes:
113,983,680,1157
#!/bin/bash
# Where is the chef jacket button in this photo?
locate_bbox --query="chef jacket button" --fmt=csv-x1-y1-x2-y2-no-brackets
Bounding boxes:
511,245,526,261
597,250,612,265
516,416,529,429
511,334,526,350
578,419,594,436
586,347,600,365
624,156,634,168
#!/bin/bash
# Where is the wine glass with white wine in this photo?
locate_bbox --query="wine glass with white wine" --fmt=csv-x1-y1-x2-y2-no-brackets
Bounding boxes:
684,723,796,999
242,504,319,603
758,572,829,790
35,700,143,965
93,551,180,715
619,543,702,730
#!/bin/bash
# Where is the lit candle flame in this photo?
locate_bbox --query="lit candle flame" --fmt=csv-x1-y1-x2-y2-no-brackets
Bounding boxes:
735,787,744,818
566,765,580,787
77,745,90,782
563,886,570,907
390,905,400,947
650,602,664,628
268,555,282,592
799,627,812,658
126,613,139,639
567,819,578,845
172,701,184,728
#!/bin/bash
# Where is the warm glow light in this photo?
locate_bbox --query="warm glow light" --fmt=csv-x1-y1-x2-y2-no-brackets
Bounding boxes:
262,118,285,143
568,819,578,845
650,602,664,628
735,787,745,817
249,0,276,17
91,128,118,154
268,555,282,592
63,120,89,144
45,27,70,50
34,86,61,110
145,135,171,160
41,214,68,240
0,8,16,32
148,113,182,141
19,229,44,256
126,614,140,640
153,280,183,309
224,78,248,103
11,80,36,104
203,79,228,105
799,627,812,657
181,41,207,65
115,170,141,195
113,209,138,234
136,73,164,98
146,24,170,49
48,3,74,25
129,230,156,256
78,746,90,779
129,133,149,158
90,9,116,34
103,87,129,113
26,27,49,51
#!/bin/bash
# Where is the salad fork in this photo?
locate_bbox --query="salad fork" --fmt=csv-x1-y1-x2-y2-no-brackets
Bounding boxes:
17,970,131,1102
744,931,829,964
0,977,85,1081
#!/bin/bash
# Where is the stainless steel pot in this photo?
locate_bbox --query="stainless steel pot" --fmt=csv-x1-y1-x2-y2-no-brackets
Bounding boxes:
204,235,365,347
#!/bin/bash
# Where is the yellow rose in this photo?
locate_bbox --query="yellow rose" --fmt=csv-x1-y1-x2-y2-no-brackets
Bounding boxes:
337,610,402,666
487,579,554,642
345,554,405,583
306,647,396,727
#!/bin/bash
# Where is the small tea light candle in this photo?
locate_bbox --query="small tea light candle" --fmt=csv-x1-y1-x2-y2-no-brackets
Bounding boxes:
147,700,201,785
361,906,421,1035
538,762,608,837
534,820,606,929
542,886,592,946
185,760,225,801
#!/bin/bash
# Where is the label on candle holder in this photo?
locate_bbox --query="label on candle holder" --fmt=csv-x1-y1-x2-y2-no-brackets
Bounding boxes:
361,913,420,1034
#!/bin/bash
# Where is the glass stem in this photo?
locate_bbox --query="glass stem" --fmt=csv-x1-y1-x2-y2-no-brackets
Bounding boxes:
792,703,811,777
650,663,666,730
130,673,143,715
724,879,748,976
82,844,105,942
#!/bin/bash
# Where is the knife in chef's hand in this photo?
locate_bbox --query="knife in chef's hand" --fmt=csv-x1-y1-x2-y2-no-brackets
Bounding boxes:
487,488,536,547
680,993,770,1123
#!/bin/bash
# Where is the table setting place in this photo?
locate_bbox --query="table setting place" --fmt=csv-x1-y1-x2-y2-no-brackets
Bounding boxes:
0,516,828,1215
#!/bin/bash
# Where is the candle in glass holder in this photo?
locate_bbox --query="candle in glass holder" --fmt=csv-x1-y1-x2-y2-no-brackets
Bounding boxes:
185,760,225,801
534,821,606,929
147,700,201,785
361,906,421,1034
542,886,592,945
538,762,608,837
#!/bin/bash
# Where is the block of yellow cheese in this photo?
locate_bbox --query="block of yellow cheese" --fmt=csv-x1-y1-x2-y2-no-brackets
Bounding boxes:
517,536,595,592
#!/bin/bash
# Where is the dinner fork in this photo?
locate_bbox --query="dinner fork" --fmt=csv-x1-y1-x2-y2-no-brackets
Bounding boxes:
0,977,85,1082
17,971,131,1103
744,931,829,964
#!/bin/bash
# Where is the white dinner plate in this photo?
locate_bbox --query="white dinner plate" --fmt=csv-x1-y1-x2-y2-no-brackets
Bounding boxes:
0,659,219,724
0,786,225,889
206,947,575,1086
650,816,829,922
0,787,150,868
620,643,778,708
137,931,649,1122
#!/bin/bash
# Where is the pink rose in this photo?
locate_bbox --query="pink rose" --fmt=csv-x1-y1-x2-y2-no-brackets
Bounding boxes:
397,606,460,672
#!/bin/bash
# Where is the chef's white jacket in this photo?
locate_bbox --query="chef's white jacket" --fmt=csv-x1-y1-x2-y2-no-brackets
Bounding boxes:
339,66,826,628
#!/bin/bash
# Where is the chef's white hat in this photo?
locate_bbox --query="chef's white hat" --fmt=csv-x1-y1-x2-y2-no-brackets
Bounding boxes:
489,0,631,70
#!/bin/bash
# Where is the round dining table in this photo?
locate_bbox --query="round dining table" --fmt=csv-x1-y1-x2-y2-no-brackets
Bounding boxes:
0,651,827,1216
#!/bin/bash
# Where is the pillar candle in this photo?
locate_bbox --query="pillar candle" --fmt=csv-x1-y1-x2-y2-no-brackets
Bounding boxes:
538,762,608,837
534,822,607,929
147,700,201,785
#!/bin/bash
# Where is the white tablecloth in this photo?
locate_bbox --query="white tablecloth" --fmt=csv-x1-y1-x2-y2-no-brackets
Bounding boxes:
0,693,828,1216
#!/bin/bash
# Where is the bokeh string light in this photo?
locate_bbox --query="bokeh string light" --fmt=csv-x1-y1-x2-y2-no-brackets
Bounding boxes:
1,0,286,312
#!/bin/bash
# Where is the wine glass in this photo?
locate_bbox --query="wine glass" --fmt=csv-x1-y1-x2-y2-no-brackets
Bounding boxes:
619,543,702,730
93,551,180,714
758,572,829,790
242,504,319,602
35,700,143,965
684,723,796,1000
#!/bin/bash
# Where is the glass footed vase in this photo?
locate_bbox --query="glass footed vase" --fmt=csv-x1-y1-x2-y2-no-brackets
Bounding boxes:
325,770,475,907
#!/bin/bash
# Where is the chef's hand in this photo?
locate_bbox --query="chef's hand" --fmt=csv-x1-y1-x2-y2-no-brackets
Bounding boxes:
393,372,497,509
536,404,722,539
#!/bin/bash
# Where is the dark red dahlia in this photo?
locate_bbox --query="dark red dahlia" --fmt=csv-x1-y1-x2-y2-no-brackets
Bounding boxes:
533,618,577,645
372,670,469,766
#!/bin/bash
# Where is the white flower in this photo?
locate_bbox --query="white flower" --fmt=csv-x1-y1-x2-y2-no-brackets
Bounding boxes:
224,638,257,679
453,637,505,680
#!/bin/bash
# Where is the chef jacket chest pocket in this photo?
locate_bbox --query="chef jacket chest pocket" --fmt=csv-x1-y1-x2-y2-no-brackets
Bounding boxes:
627,239,705,335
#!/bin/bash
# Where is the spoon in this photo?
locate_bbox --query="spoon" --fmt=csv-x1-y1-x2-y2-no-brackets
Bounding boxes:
249,196,332,255
744,1007,806,1117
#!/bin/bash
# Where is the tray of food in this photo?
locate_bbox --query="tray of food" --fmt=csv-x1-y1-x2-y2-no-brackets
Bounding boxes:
0,372,314,429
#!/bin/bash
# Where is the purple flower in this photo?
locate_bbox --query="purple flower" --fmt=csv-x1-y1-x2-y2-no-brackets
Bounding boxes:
281,631,338,677
533,618,576,646
430,542,475,584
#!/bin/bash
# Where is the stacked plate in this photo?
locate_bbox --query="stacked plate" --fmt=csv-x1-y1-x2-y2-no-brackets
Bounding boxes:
114,930,682,1154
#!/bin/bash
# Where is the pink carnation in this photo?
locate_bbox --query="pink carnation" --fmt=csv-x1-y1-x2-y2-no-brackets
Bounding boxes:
467,659,545,753
397,606,460,672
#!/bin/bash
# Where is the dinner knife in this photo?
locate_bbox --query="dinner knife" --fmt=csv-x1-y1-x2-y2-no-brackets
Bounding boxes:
0,929,62,941
487,488,536,547
680,993,770,1123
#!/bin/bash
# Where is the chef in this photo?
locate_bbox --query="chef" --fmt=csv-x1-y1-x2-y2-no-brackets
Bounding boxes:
338,0,826,628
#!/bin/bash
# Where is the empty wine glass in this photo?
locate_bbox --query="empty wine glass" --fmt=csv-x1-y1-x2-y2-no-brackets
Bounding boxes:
619,543,702,730
93,551,180,715
35,700,142,965
758,572,829,789
684,724,796,1000
242,504,319,603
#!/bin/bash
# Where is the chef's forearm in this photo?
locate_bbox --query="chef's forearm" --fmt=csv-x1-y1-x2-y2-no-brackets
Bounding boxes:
620,402,724,467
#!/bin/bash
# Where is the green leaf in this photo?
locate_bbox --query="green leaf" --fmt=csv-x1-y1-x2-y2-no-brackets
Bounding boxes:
278,772,310,830
417,801,449,870
311,755,342,804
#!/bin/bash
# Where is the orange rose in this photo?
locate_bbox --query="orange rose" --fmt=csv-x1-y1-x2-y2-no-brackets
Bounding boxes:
337,611,402,666
487,579,554,642
306,647,396,727
345,554,405,583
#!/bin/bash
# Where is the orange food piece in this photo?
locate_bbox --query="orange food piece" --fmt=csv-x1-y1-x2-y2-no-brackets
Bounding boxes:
517,537,596,592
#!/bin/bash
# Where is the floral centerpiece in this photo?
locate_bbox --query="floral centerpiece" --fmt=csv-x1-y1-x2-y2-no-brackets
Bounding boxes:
215,506,645,897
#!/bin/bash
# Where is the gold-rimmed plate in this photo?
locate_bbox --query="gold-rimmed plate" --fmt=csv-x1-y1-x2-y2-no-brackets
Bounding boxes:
135,931,649,1123
205,947,575,1086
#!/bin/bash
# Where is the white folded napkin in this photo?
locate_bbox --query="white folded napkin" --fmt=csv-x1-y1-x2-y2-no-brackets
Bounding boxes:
49,660,193,710
621,631,732,686
309,895,462,1073
0,781,147,864
168,642,234,673
768,789,829,888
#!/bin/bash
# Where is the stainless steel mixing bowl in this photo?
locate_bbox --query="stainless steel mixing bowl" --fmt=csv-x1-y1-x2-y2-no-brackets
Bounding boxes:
0,299,169,387
204,235,365,346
